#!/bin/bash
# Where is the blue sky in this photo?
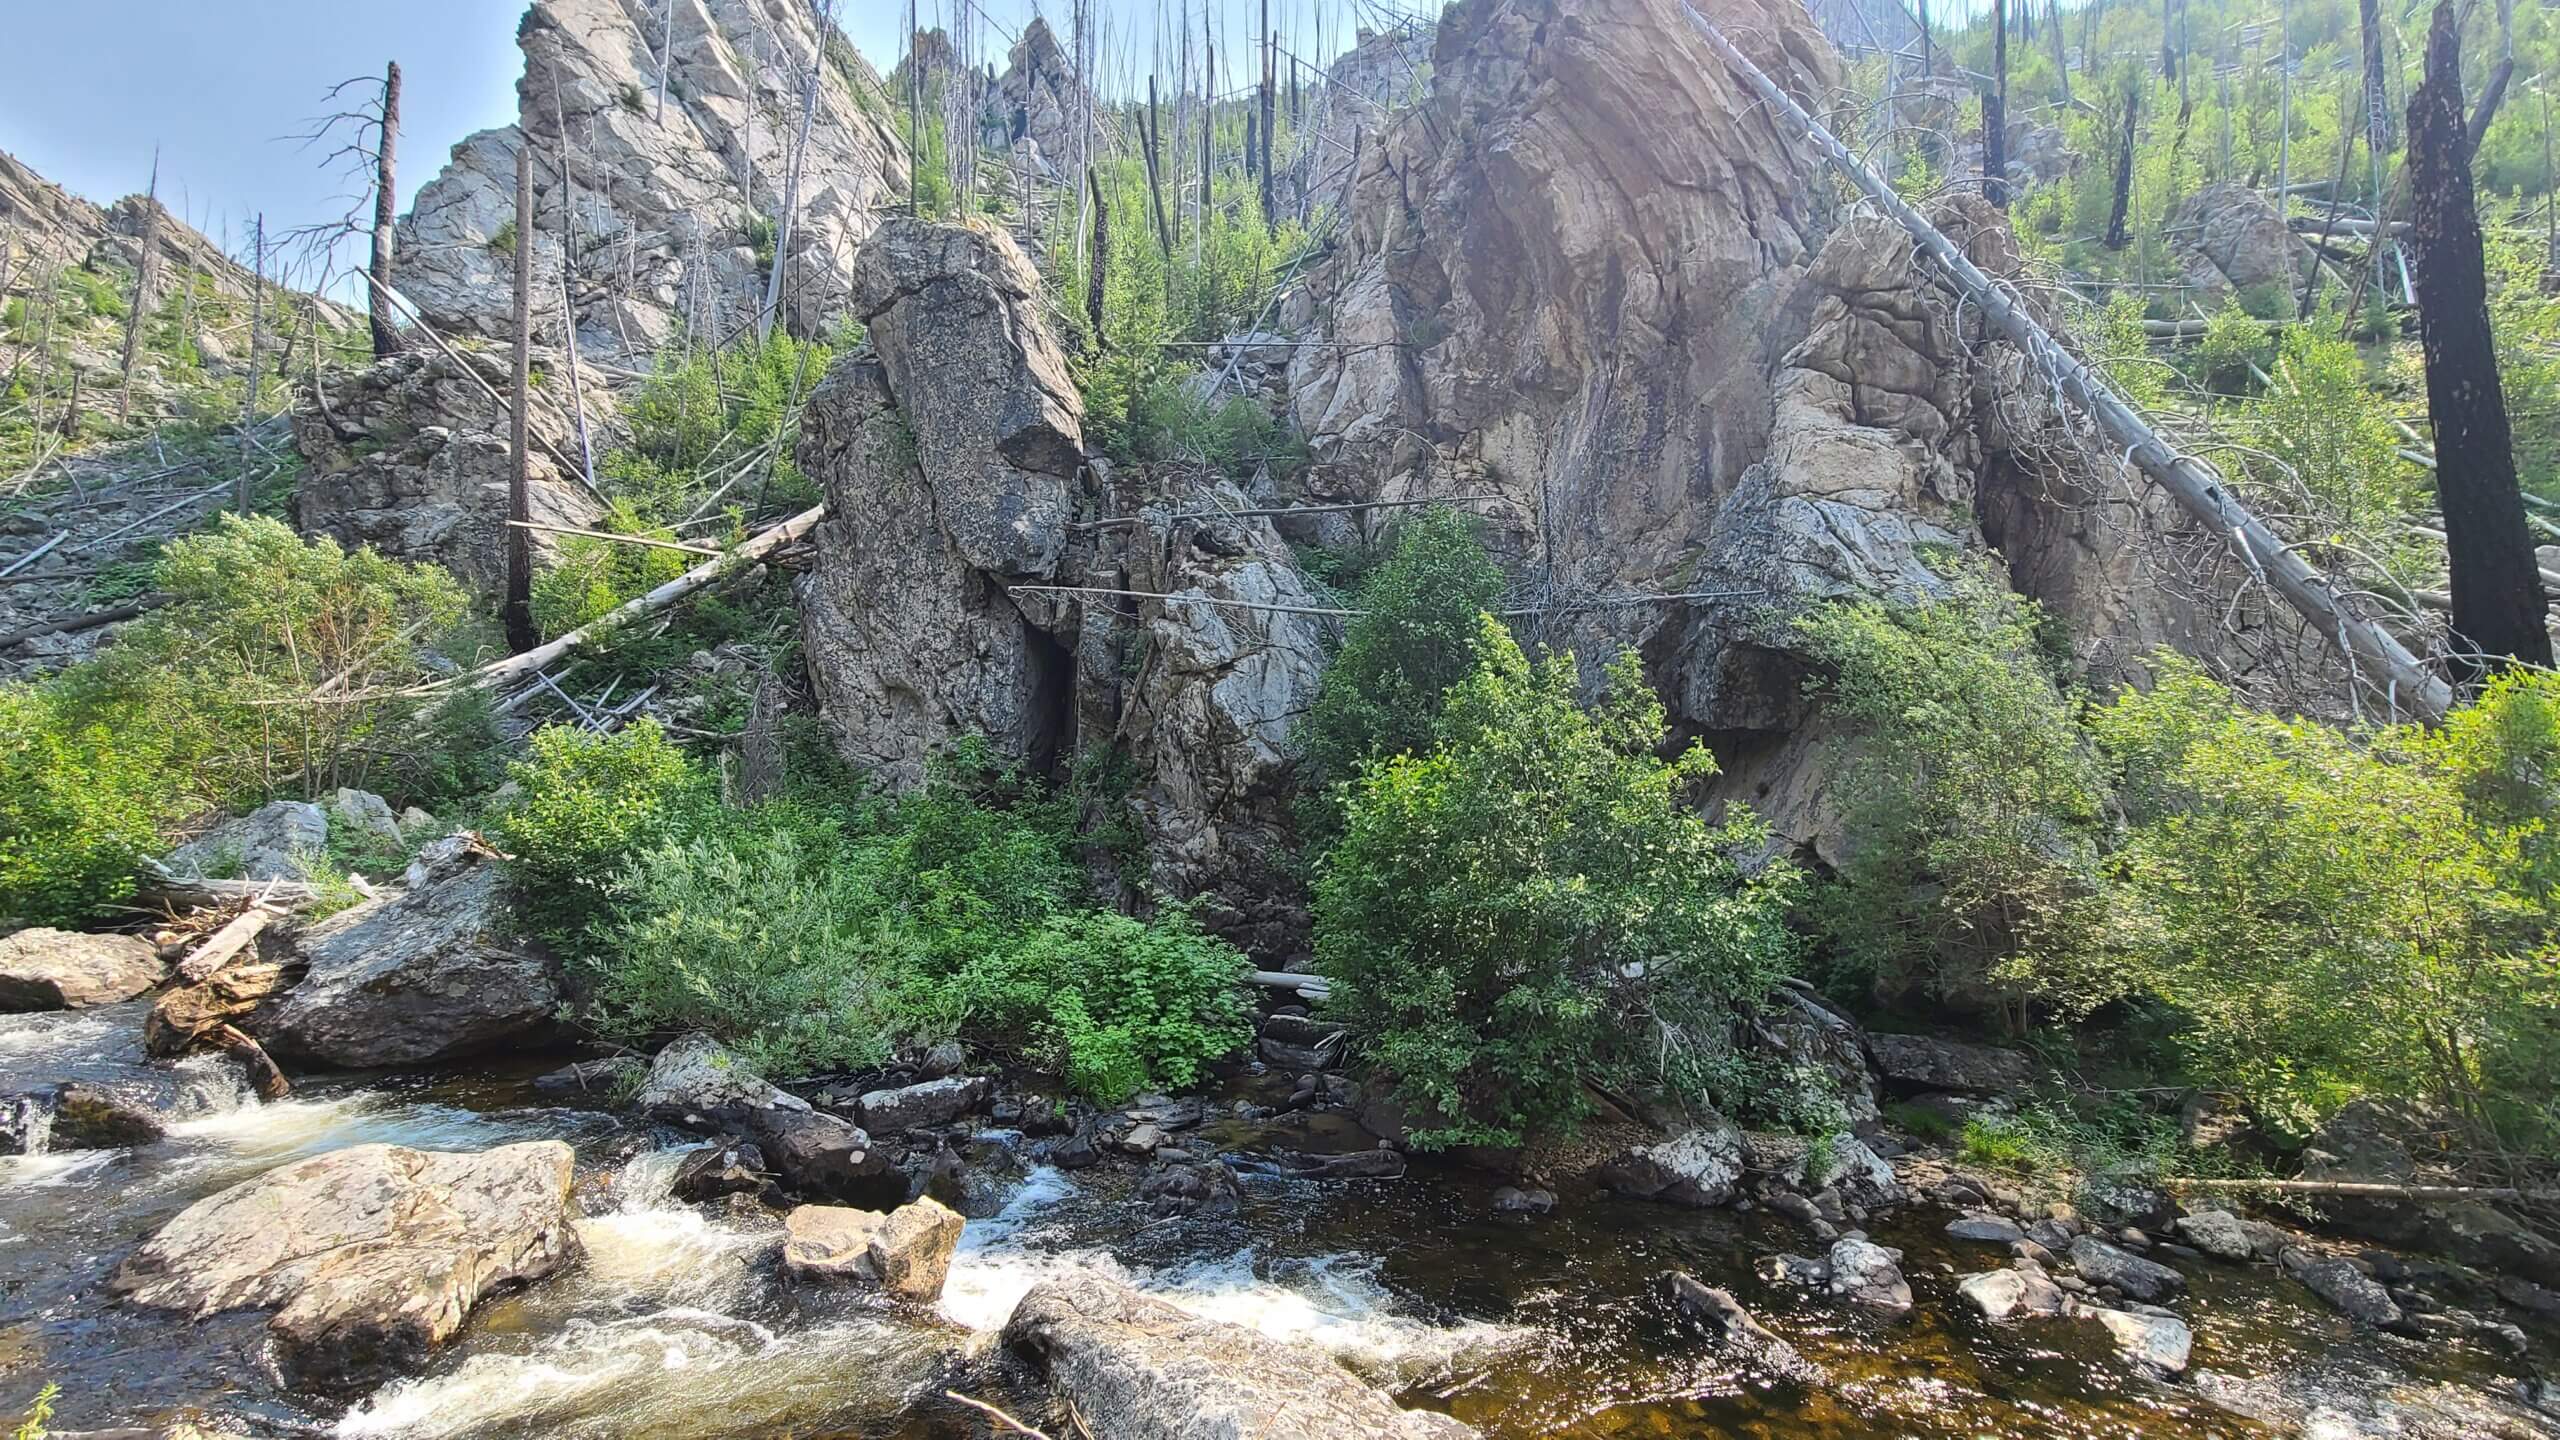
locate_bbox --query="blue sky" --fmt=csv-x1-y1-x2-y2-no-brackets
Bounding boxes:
0,0,1426,277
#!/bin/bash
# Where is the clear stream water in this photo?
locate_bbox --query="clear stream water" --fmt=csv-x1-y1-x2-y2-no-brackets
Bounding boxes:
1,1004,2552,1439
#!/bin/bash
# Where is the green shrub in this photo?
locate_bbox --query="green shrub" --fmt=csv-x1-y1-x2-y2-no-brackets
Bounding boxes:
494,720,710,938
1884,1100,1960,1142
1296,507,1504,841
2194,300,2271,393
1794,569,2114,1024
530,501,692,638
958,907,1252,1103
0,688,182,927
1315,618,1801,1150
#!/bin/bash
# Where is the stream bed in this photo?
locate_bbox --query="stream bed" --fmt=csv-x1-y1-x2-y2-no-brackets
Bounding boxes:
2,1004,2553,1439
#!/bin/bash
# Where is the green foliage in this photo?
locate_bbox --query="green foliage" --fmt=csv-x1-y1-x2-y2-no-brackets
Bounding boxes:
530,501,692,638
602,331,829,523
2194,299,2272,393
2094,660,2560,1146
957,906,1252,1104
0,686,181,927
493,720,711,939
1315,619,1802,1150
2236,326,2423,568
1795,570,2115,1024
10,1383,55,1440
1884,1100,1960,1142
488,219,517,255
2486,230,2560,500
1296,507,1505,840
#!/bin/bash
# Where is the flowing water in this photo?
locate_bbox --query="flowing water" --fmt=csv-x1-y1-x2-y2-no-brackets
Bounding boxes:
1,1004,2551,1439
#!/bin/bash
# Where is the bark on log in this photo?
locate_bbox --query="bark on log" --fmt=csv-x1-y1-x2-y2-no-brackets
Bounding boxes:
2407,0,2551,673
1677,2,2456,720
175,906,279,984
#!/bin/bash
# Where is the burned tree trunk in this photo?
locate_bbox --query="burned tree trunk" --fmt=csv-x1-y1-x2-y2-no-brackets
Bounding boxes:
505,147,536,655
1144,76,1173,257
1086,167,1109,349
1986,0,2010,207
117,154,161,423
2408,0,2551,673
2358,0,2394,157
2105,81,2140,249
370,61,403,359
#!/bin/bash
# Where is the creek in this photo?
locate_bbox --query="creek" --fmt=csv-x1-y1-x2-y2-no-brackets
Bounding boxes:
1,1004,2550,1439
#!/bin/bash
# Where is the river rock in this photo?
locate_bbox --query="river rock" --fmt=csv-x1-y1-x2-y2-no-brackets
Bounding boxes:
1659,1271,1822,1384
1596,1117,1745,1207
1138,1157,1242,1218
1958,1263,2069,1321
2176,1208,2274,1263
110,1140,580,1392
2289,1256,2413,1333
781,1197,963,1302
1275,1148,1408,1181
0,929,167,1010
1001,1275,1478,1439
46,1082,167,1149
638,1034,900,1206
1827,1234,1914,1316
257,836,559,1068
637,1032,799,1118
2069,1235,2187,1303
2085,1306,2193,1375
1947,1213,2029,1246
671,1141,768,1203
856,1075,991,1133
1864,1033,2034,1096
158,801,327,883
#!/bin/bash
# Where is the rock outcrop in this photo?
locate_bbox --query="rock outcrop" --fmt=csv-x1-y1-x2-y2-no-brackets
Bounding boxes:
396,0,908,357
1287,24,1434,212
796,217,1328,945
1002,1276,1478,1439
111,1141,580,1392
0,929,167,1010
292,346,607,594
993,17,1116,182
257,836,562,1069
2168,182,2311,301
158,801,328,885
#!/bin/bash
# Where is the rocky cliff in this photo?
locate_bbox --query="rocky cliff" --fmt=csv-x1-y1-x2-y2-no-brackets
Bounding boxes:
396,0,908,358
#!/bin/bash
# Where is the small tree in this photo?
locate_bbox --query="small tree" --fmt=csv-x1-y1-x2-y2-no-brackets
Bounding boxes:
1315,619,1801,1150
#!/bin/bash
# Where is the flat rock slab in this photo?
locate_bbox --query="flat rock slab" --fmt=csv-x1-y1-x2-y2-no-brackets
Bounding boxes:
1866,1033,2033,1095
782,1197,964,1302
0,929,167,1010
855,1075,990,1133
1003,1276,1477,1439
2070,1234,2188,1303
111,1140,579,1393
2085,1305,2193,1374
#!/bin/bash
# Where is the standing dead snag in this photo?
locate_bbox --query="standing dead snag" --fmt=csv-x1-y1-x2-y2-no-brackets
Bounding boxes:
237,215,264,516
2105,79,2139,250
1985,0,2009,208
1086,167,1109,349
2407,0,2551,674
505,146,536,655
117,151,162,423
2357,0,2395,157
371,62,403,359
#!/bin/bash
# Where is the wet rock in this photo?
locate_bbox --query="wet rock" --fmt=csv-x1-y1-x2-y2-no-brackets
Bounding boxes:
1261,1013,1345,1048
1597,1118,1744,1207
856,1075,991,1134
1017,1097,1072,1137
1261,1037,1338,1071
46,1082,166,1149
1137,1158,1241,1219
781,1197,964,1302
1958,1263,2069,1321
1001,1275,1478,1438
1659,1272,1822,1384
2026,1218,2078,1254
2175,1208,2274,1263
1827,1234,1913,1317
1492,1186,1557,1215
1946,1213,2028,1246
259,836,560,1068
670,1142,768,1203
1276,1148,1408,1181
1763,1252,1834,1288
2068,1235,2187,1304
0,929,167,1011
2085,1306,2192,1375
159,801,327,884
531,1057,642,1099
2290,1256,2414,1334
637,1035,899,1206
111,1140,580,1393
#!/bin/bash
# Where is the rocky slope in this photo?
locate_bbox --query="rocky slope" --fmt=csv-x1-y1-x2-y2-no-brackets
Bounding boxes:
396,0,908,358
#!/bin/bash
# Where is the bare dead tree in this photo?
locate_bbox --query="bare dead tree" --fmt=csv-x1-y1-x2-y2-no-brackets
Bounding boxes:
370,62,403,358
2047,0,2071,109
117,151,162,423
1986,0,2009,207
506,148,536,655
287,65,405,357
2464,0,2515,157
1145,75,1172,256
2105,78,2140,249
656,0,677,124
237,215,264,515
1087,166,1109,348
2358,0,2395,157
1259,0,1276,224
758,0,834,344
2407,0,2550,674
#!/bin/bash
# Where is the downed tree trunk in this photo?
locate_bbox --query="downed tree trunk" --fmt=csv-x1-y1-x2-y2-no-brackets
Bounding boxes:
2166,1176,2557,1202
1675,2,2455,721
174,905,279,984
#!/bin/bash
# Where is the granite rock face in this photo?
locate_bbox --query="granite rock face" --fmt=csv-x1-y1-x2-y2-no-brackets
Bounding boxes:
0,929,167,1011
2169,182,2311,301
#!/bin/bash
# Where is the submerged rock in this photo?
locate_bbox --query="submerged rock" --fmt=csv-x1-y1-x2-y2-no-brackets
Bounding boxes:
0,929,167,1011
2085,1305,2193,1375
1001,1276,1478,1438
258,837,559,1068
111,1140,580,1393
2069,1234,2188,1303
781,1197,964,1302
1659,1272,1822,1384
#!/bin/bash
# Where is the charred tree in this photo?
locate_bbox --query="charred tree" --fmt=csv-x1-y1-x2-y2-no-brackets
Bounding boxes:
2358,0,2394,157
2105,80,2140,249
1086,166,1109,349
1986,0,2010,207
370,61,403,358
505,148,536,655
2408,0,2551,673
117,153,161,423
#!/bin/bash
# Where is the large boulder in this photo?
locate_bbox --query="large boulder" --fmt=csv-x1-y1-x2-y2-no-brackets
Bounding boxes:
394,0,908,357
991,17,1118,183
158,801,327,885
1826,1233,1914,1316
1001,1276,1478,1439
1595,1117,1746,1207
110,1141,580,1392
1958,1263,2068,1322
637,1034,902,1206
2288,1255,2414,1334
1864,1032,2034,1096
2069,1234,2187,1303
256,837,561,1068
292,347,606,596
781,1196,964,1301
0,928,167,1010
2168,182,2310,301
856,1075,992,1133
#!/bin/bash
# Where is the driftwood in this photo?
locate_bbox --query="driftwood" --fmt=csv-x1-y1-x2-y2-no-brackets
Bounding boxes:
1248,969,1331,999
2164,1176,2558,1202
132,866,318,912
1676,3,2455,721
208,1022,291,1100
174,905,280,984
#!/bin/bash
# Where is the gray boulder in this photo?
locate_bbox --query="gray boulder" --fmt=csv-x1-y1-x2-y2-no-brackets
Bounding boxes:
856,1075,991,1133
1957,1263,2069,1321
2175,1208,2274,1263
1865,1033,2034,1096
0,928,167,1010
2069,1235,2188,1303
1001,1275,1478,1439
638,1034,901,1207
159,800,327,883
110,1141,579,1392
2290,1256,2413,1334
1596,1118,1747,1207
1827,1234,1914,1316
781,1196,964,1302
258,837,559,1068
1946,1213,2029,1246
2085,1306,2193,1374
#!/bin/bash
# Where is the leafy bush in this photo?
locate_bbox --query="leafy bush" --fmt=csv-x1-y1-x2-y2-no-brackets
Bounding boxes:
493,720,710,939
530,500,692,638
1296,507,1504,840
1315,618,1801,1150
958,907,1251,1103
0,688,182,927
2094,660,2559,1145
1795,570,2114,1024
2194,300,2271,393
2236,327,2423,569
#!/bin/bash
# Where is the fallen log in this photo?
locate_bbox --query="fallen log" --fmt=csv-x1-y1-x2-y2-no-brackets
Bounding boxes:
2164,1176,2558,1202
173,905,280,984
1676,3,2455,721
207,1022,291,1100
131,865,318,913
